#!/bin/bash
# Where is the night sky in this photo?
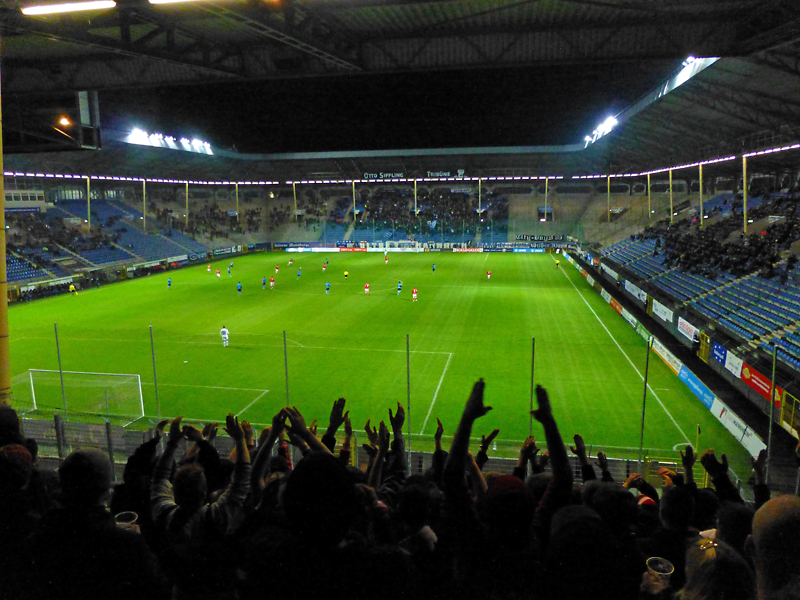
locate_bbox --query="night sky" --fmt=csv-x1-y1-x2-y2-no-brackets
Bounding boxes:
100,61,680,154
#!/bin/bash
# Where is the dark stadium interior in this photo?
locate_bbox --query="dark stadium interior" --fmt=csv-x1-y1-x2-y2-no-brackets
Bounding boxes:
4,1,800,599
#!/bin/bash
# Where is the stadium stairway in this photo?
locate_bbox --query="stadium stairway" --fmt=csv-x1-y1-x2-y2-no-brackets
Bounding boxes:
343,221,355,241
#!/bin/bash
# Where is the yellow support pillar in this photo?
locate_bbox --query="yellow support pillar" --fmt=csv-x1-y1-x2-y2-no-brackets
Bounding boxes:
292,182,298,222
743,156,748,234
647,173,651,220
0,71,11,404
699,164,704,228
235,183,239,226
607,176,611,223
669,169,674,224
142,180,147,232
352,181,356,222
414,179,418,215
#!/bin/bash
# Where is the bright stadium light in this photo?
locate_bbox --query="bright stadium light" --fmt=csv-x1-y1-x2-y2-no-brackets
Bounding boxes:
22,0,115,15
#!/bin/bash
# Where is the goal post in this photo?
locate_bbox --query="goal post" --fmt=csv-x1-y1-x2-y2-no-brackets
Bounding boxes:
28,369,145,426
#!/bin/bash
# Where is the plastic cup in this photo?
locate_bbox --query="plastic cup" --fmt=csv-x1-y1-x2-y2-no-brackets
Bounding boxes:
646,557,675,583
115,511,139,533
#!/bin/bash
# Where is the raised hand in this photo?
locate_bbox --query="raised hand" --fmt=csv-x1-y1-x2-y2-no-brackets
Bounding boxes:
751,448,767,482
680,445,696,470
168,416,185,442
361,443,377,459
202,421,219,443
569,434,587,459
700,449,728,478
327,397,347,433
308,419,318,438
154,419,169,442
520,436,538,460
285,406,309,436
657,467,676,486
389,402,405,432
182,424,204,443
531,385,553,423
224,413,244,441
623,473,643,489
435,418,444,443
343,411,353,439
480,428,500,452
594,451,609,472
378,421,390,454
365,419,379,446
537,451,550,470
464,378,491,421
271,409,287,433
241,420,254,446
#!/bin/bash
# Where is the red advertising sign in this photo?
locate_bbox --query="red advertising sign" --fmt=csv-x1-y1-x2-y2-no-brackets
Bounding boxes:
741,362,783,407
609,298,623,316
338,248,367,252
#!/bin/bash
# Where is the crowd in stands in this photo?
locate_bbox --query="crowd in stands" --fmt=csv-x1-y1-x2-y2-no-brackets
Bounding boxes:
640,194,800,280
3,379,799,600
349,188,509,239
7,212,122,270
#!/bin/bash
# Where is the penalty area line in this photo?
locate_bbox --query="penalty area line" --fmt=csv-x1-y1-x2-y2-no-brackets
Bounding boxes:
420,352,453,434
238,390,270,417
553,255,691,445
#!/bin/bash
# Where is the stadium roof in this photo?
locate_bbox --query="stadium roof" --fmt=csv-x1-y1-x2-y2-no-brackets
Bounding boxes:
3,0,800,178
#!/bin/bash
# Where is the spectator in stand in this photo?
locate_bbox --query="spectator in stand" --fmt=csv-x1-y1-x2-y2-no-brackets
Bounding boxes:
151,414,250,600
14,449,165,600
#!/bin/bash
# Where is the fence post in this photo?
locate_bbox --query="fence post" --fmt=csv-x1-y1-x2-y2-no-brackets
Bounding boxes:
54,414,65,459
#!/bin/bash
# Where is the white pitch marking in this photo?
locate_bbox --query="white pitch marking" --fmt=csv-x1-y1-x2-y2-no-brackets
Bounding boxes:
238,389,269,417
420,352,453,434
142,382,267,392
16,336,450,354
553,255,691,444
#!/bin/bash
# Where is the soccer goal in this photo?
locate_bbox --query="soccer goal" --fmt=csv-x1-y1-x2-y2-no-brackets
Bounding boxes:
28,369,145,426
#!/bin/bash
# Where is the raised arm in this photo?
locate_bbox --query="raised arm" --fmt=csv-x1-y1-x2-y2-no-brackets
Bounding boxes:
476,428,500,471
700,450,743,504
321,397,347,453
570,433,596,482
444,379,491,486
250,409,286,491
285,406,332,455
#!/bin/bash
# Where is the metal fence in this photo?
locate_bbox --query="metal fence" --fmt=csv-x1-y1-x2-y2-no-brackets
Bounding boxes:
20,415,754,501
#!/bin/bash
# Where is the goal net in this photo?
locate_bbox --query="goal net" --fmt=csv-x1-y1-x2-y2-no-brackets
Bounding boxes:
28,370,145,426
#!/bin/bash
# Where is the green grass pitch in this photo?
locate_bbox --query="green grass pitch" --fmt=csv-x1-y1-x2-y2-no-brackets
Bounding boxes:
8,251,753,479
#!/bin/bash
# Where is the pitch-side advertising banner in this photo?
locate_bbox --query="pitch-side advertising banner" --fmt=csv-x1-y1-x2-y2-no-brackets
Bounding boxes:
624,280,647,304
678,317,698,341
600,289,612,303
621,308,638,329
600,263,619,280
586,274,595,286
724,352,744,378
741,363,783,407
453,248,484,253
652,299,674,324
653,338,683,375
610,298,623,315
711,342,727,365
678,365,715,409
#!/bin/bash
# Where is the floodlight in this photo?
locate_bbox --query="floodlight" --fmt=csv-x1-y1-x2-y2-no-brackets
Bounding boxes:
59,116,71,127
22,0,115,14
